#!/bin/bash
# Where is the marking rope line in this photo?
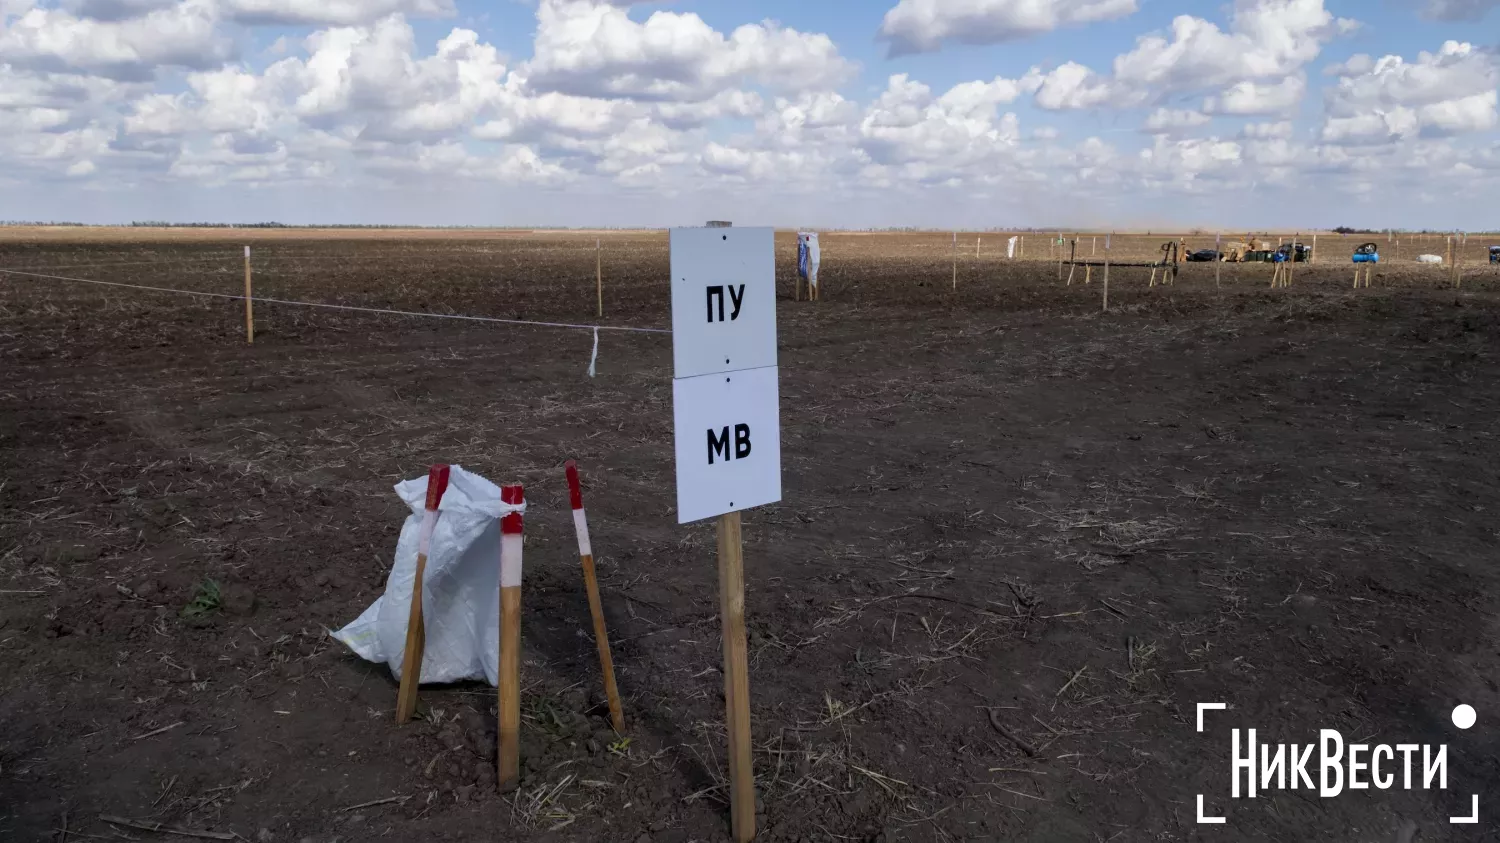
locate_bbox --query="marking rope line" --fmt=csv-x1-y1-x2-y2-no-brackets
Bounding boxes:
0,266,672,335
0,257,233,272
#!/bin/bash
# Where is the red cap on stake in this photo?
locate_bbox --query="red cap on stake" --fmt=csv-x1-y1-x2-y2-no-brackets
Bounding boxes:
501,485,525,535
425,464,451,512
565,460,583,511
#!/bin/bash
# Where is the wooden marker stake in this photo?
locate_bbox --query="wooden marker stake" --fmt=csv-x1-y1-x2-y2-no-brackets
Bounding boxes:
1215,235,1222,289
795,235,803,302
396,464,452,724
952,231,957,291
718,511,755,843
243,246,254,345
596,239,604,318
566,461,624,733
498,484,525,791
1102,243,1110,312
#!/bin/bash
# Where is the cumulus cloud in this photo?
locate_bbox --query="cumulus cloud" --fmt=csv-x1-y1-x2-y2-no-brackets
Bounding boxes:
1142,107,1210,133
853,73,1025,184
877,0,1138,56
0,0,230,80
1412,0,1500,20
1240,120,1294,139
1030,62,1121,110
2,0,1498,221
1203,75,1306,115
1021,0,1347,114
524,0,853,102
1111,0,1354,95
217,0,453,26
1138,135,1243,188
1321,41,1499,143
1323,54,1374,77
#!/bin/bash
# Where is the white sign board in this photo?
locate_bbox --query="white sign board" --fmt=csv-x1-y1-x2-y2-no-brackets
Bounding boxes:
670,227,777,379
673,366,782,523
670,226,781,524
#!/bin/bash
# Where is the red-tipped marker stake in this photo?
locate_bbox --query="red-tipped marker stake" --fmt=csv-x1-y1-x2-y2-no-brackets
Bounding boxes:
396,464,451,724
566,461,625,733
497,484,525,792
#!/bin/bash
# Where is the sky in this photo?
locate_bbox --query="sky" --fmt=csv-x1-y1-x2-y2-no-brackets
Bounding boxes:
1,0,1498,230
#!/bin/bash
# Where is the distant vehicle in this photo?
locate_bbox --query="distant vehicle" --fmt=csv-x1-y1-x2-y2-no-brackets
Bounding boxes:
1186,249,1221,262
1352,242,1380,263
1490,245,1500,264
1277,243,1312,262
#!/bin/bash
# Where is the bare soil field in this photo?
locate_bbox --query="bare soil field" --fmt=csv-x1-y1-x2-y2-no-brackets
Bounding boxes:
2,230,1499,842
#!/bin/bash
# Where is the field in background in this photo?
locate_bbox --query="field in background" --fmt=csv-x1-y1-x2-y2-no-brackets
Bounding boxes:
2,230,1499,842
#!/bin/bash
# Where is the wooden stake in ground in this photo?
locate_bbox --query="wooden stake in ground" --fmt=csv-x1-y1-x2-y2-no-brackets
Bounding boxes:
596,239,603,318
717,511,755,843
395,464,452,724
1311,232,1317,264
243,246,254,345
951,231,957,291
498,483,525,792
565,461,624,734
1215,233,1222,289
1102,238,1110,312
1091,236,1096,256
794,235,802,302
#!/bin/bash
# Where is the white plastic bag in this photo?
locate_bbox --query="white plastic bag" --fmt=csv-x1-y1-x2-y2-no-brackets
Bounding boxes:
333,465,513,686
1416,254,1443,264
799,232,821,289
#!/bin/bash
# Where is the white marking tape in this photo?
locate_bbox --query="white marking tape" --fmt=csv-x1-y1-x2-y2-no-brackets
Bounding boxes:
0,267,671,335
501,533,524,588
588,327,599,378
572,508,592,557
416,509,439,557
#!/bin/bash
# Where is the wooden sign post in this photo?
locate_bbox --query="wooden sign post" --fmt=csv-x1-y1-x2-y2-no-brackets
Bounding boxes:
566,461,624,733
243,246,254,344
717,509,752,842
498,484,525,791
670,224,781,843
952,231,957,291
1103,233,1111,312
596,239,604,318
396,464,452,724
